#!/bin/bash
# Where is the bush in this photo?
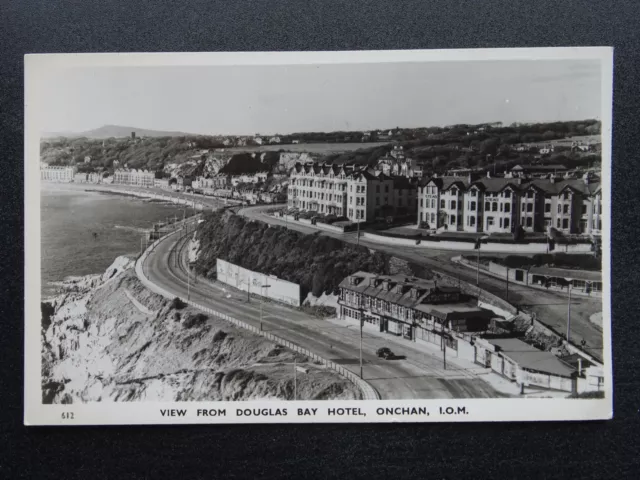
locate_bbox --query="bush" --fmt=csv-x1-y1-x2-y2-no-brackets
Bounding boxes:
171,297,186,310
182,312,208,328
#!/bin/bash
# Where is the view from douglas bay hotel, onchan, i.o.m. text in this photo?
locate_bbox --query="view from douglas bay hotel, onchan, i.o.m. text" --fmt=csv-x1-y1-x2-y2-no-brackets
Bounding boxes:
24,47,613,425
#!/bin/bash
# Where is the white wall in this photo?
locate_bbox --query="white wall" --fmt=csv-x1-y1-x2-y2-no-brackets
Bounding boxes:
362,232,592,254
216,258,301,307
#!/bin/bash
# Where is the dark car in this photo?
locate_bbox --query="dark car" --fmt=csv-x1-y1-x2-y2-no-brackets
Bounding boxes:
376,347,394,359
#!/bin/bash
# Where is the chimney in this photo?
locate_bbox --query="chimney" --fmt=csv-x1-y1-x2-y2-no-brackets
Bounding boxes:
486,171,491,178
549,175,556,184
578,358,583,376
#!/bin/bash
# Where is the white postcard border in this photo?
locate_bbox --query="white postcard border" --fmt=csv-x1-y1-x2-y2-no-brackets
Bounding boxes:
24,47,614,426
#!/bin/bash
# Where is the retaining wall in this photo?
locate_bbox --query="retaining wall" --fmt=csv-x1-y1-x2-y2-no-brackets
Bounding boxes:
135,230,379,401
362,232,593,254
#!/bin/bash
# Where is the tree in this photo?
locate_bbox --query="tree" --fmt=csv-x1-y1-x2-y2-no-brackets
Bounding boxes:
513,224,525,242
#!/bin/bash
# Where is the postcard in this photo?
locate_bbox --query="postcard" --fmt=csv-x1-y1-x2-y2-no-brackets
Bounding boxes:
25,48,613,425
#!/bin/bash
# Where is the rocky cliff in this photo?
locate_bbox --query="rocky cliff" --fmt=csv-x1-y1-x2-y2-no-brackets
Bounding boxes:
41,257,360,403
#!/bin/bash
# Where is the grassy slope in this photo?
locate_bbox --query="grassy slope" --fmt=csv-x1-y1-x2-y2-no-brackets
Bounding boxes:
194,211,390,298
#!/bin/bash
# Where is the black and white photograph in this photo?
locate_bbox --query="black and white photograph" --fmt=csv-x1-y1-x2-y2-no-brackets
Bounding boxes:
24,49,613,425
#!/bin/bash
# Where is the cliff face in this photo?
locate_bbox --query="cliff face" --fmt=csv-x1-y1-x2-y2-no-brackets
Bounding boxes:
41,257,360,403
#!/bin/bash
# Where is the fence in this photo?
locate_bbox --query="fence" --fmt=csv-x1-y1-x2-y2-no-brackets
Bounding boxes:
134,229,379,401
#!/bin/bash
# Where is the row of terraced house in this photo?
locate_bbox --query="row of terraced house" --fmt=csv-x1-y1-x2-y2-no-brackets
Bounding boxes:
287,161,602,235
417,172,602,235
287,162,418,223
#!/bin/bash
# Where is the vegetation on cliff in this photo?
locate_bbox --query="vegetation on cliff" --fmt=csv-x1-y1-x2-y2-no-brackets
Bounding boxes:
193,211,390,297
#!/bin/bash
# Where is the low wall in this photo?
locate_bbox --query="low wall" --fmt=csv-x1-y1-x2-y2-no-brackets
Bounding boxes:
362,232,593,254
135,231,379,400
216,258,301,307
435,272,518,317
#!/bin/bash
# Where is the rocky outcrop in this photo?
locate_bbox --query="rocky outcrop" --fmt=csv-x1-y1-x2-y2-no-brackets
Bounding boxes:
41,256,359,403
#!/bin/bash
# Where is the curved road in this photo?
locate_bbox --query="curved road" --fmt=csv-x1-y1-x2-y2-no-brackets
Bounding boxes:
239,204,603,362
142,226,508,400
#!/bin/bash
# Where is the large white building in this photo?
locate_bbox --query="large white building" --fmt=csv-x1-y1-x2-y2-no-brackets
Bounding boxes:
113,169,155,187
41,165,76,182
417,172,602,235
288,162,418,222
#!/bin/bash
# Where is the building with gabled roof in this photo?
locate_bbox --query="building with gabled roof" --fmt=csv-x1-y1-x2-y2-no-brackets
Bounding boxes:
416,171,602,235
338,271,494,340
287,161,418,223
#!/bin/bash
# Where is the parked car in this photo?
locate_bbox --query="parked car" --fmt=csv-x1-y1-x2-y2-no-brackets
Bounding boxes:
376,347,394,359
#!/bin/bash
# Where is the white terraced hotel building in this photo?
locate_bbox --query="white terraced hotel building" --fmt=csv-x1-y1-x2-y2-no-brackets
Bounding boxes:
417,172,602,235
288,162,418,223
113,168,155,187
40,165,76,182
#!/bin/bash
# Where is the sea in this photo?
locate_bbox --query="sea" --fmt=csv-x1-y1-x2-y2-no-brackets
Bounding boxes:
41,184,188,298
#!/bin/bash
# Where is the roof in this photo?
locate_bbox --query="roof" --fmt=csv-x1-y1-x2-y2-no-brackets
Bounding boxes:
414,303,494,321
528,266,602,282
470,177,522,193
485,338,575,377
529,178,601,195
339,271,464,310
420,175,471,191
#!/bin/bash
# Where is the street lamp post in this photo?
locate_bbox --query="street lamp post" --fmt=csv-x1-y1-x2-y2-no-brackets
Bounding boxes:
260,284,271,331
358,302,364,379
567,282,572,343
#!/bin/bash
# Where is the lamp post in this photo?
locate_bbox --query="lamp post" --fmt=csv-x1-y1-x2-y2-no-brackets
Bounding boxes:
567,281,572,343
260,284,271,331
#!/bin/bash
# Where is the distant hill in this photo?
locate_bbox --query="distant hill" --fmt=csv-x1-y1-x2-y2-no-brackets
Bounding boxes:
42,125,196,139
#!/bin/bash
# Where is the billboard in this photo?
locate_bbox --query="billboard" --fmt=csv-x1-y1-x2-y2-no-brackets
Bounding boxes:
216,259,301,307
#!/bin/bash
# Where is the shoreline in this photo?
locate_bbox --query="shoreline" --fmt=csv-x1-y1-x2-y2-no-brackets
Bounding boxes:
40,182,201,298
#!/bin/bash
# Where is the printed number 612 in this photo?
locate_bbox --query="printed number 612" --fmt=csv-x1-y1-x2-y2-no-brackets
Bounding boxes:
61,412,75,420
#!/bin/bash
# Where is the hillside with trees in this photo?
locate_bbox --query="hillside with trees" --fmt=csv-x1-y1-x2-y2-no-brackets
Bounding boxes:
193,211,390,298
40,119,601,177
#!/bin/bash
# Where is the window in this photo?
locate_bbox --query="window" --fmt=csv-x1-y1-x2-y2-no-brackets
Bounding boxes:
527,191,534,199
470,216,475,226
563,204,569,214
451,188,457,195
420,199,424,207
440,199,445,209
431,213,435,223
558,204,562,214
522,203,526,212
487,217,494,226
504,190,511,198
451,200,456,210
450,215,456,225
499,218,503,228
526,217,533,227
431,199,435,208
504,218,510,229
527,203,533,213
470,201,476,211
492,203,498,212
556,218,561,228
485,201,490,211
545,203,551,213
581,204,587,215
562,219,569,229
504,203,511,213
385,185,389,193
471,190,476,197
350,185,353,192
563,192,570,200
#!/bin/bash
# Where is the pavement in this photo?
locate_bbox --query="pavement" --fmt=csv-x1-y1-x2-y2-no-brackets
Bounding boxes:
142,228,509,400
238,204,604,363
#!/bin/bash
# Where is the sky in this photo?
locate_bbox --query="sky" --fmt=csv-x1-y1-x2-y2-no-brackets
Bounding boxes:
35,59,602,136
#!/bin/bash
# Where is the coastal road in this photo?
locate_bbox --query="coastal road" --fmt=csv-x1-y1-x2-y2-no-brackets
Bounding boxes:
142,228,508,400
239,204,604,363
